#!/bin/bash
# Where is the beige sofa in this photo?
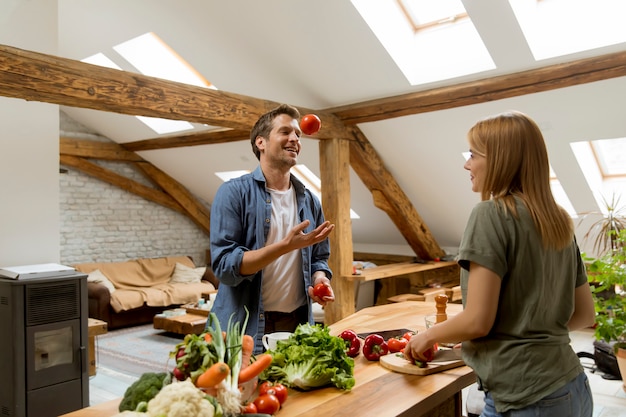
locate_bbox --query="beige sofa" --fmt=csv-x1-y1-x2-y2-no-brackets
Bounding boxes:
74,255,216,329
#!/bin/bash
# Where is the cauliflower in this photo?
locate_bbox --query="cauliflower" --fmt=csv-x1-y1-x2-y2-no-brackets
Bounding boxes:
146,379,216,417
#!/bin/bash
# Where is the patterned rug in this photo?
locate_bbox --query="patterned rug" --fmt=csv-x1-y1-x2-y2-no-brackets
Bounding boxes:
96,324,185,377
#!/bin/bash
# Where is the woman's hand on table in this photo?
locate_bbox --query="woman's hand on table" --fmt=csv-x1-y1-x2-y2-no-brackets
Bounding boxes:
404,329,437,363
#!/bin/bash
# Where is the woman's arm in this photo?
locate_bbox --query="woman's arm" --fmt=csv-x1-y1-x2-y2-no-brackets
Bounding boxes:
405,262,501,362
567,282,596,331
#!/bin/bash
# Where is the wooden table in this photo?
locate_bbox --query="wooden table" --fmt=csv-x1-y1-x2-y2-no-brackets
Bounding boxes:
88,318,108,376
62,301,473,417
153,312,207,335
281,301,474,417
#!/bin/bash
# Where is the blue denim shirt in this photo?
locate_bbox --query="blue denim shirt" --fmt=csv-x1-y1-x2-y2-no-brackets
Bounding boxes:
209,166,332,353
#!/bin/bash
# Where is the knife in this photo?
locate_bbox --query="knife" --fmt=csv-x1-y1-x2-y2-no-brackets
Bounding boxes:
431,348,462,362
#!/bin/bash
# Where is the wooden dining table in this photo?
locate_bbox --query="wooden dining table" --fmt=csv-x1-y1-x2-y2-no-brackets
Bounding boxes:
62,301,474,417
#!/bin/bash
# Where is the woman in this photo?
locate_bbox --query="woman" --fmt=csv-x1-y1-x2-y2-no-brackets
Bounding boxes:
404,111,596,416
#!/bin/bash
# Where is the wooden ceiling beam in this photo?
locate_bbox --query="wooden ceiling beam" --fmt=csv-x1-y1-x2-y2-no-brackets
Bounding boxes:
0,44,351,140
61,137,143,161
122,128,249,152
60,155,186,214
348,127,445,259
60,140,211,235
327,50,626,124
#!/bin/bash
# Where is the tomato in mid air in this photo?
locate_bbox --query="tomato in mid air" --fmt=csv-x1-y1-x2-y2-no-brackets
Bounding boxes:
300,114,321,135
313,283,332,299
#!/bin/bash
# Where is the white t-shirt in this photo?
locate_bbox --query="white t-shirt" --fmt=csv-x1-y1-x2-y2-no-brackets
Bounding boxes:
262,185,305,312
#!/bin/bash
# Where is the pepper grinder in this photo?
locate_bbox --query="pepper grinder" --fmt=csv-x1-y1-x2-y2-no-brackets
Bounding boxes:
435,293,448,323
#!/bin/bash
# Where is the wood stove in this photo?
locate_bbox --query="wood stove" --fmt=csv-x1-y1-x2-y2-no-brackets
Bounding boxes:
0,273,89,417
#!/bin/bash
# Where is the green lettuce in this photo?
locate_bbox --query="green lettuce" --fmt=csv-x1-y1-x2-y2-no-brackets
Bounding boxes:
260,323,355,391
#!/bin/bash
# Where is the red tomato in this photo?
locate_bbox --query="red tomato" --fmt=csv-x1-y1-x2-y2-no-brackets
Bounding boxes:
423,343,438,362
259,381,288,405
242,402,258,414
253,393,281,415
402,331,416,341
300,114,321,135
313,283,332,299
387,337,408,353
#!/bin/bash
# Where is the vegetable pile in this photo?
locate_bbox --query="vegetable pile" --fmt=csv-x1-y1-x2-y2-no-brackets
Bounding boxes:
117,309,276,417
113,379,221,417
170,310,273,416
260,323,356,391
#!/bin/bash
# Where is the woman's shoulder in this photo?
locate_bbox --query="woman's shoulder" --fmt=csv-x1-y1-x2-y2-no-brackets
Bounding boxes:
471,199,498,214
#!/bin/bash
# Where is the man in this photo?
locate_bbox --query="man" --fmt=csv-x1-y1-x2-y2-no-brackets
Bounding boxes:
209,104,335,353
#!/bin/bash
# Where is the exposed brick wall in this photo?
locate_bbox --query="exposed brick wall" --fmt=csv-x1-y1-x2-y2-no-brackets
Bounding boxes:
59,112,211,266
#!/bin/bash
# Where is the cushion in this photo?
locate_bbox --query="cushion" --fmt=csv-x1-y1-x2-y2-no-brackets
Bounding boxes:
87,269,116,294
169,262,206,284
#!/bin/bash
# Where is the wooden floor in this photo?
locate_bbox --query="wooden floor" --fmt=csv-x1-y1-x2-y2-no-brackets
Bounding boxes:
89,327,626,416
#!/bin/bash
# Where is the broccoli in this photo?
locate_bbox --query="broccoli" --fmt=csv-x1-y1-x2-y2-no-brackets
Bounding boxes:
119,372,172,412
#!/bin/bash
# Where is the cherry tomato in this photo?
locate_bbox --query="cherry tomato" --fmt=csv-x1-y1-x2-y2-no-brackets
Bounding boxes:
253,393,281,415
259,381,288,405
300,114,321,135
387,337,408,353
313,283,332,299
242,402,258,414
402,331,416,341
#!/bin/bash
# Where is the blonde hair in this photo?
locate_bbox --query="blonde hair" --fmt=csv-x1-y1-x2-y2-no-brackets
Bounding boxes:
467,111,573,250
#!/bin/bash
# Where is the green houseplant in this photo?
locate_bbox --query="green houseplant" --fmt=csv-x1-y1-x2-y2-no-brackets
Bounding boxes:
585,228,626,387
579,194,626,257
586,228,626,344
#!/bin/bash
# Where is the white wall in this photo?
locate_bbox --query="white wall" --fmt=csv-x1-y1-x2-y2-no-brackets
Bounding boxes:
0,0,61,266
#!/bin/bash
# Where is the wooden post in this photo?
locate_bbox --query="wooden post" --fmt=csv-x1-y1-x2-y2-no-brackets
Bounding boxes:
319,137,354,324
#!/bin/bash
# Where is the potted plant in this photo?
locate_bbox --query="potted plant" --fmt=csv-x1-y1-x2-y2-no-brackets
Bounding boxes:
578,194,626,257
585,228,626,389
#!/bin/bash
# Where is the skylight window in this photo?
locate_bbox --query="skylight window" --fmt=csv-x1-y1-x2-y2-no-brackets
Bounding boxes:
113,32,214,89
351,0,495,86
571,138,626,215
215,166,360,219
396,0,469,32
215,170,250,182
82,53,121,70
592,138,626,177
508,0,626,61
83,32,216,135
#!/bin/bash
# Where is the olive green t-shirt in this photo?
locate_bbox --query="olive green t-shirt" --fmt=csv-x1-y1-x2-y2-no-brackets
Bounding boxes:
458,197,587,413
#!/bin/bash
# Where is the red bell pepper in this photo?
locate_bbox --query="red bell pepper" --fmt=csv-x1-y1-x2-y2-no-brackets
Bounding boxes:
363,334,388,361
339,329,361,358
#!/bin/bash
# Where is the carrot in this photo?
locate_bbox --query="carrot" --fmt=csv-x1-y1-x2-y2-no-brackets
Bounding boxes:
241,335,255,369
238,353,272,383
203,331,226,344
196,361,230,388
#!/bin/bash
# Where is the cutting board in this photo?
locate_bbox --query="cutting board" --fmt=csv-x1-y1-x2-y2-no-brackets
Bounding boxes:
380,349,465,376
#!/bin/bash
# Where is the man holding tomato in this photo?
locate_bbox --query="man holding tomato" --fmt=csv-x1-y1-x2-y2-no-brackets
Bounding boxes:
209,104,335,354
